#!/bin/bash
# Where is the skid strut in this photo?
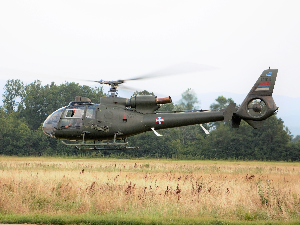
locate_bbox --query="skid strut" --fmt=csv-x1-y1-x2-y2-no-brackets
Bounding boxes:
61,131,138,150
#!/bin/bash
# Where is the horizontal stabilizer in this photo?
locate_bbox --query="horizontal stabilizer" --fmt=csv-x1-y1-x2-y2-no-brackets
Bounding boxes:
223,102,236,122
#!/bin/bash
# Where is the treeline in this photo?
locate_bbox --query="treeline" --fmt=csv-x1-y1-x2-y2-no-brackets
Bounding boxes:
0,79,300,160
0,79,104,156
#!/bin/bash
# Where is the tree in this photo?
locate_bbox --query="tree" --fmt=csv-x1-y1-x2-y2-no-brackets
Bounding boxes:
0,109,32,156
2,79,25,113
206,115,293,160
210,95,234,110
292,135,300,143
209,96,235,129
286,141,300,161
158,102,175,111
176,88,199,110
165,88,206,158
132,90,155,96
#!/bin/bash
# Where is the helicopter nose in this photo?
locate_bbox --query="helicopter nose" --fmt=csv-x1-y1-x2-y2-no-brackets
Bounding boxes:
42,122,55,137
42,107,65,137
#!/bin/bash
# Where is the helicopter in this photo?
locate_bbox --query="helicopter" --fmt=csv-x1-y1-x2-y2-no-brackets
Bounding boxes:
42,67,278,150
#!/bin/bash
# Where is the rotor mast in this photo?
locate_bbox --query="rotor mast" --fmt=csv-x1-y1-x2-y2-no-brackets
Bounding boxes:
94,80,125,97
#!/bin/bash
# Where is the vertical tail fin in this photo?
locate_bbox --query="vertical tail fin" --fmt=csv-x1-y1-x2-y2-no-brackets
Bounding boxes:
248,69,278,96
233,69,278,128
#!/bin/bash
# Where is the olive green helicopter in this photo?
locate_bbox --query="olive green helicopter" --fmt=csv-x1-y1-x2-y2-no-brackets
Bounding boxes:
42,67,278,150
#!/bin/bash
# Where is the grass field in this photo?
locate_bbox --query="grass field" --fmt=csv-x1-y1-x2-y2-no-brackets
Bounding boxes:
0,156,300,224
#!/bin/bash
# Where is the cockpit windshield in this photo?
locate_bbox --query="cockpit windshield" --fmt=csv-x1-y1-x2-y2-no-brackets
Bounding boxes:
44,107,64,126
42,107,65,136
43,104,96,137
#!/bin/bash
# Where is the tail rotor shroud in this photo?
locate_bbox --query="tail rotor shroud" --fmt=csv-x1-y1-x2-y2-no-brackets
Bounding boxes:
247,98,267,119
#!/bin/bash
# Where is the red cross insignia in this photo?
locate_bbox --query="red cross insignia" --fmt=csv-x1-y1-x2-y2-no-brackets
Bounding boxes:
156,117,164,124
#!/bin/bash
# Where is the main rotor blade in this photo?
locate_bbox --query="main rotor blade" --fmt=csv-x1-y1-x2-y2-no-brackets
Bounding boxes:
118,84,138,92
56,62,217,85
127,62,217,81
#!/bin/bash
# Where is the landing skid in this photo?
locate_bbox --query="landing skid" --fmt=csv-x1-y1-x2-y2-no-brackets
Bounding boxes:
61,140,138,150
61,131,138,150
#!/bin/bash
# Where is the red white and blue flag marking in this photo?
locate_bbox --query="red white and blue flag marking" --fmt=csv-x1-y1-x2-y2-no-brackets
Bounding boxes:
156,117,164,124
255,82,270,91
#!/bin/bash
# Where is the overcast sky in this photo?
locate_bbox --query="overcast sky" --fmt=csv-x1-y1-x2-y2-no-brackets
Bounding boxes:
0,0,299,100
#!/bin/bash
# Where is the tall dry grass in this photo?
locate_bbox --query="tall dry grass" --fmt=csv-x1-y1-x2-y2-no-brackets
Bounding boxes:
0,157,300,221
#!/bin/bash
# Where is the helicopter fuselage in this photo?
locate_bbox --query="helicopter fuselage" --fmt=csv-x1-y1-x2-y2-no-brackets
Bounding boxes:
42,96,225,141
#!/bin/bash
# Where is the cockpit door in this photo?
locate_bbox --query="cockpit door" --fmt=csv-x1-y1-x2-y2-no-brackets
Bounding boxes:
59,105,85,129
83,105,97,126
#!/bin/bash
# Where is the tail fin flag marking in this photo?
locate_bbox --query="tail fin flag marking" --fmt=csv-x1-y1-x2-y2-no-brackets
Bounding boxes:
249,69,278,96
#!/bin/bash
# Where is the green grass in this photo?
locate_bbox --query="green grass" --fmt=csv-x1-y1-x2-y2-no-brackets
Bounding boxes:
1,214,300,225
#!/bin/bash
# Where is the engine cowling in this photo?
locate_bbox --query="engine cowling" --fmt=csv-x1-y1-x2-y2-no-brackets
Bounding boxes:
127,95,172,114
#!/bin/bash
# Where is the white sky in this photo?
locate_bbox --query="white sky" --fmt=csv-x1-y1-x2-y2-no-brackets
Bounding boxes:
0,0,299,99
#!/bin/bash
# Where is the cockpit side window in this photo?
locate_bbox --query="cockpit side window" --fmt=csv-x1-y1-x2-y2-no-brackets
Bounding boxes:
63,105,85,118
60,105,85,129
86,105,96,119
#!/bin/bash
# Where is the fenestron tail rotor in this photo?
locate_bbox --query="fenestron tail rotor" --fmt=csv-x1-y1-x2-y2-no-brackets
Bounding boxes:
247,98,267,118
